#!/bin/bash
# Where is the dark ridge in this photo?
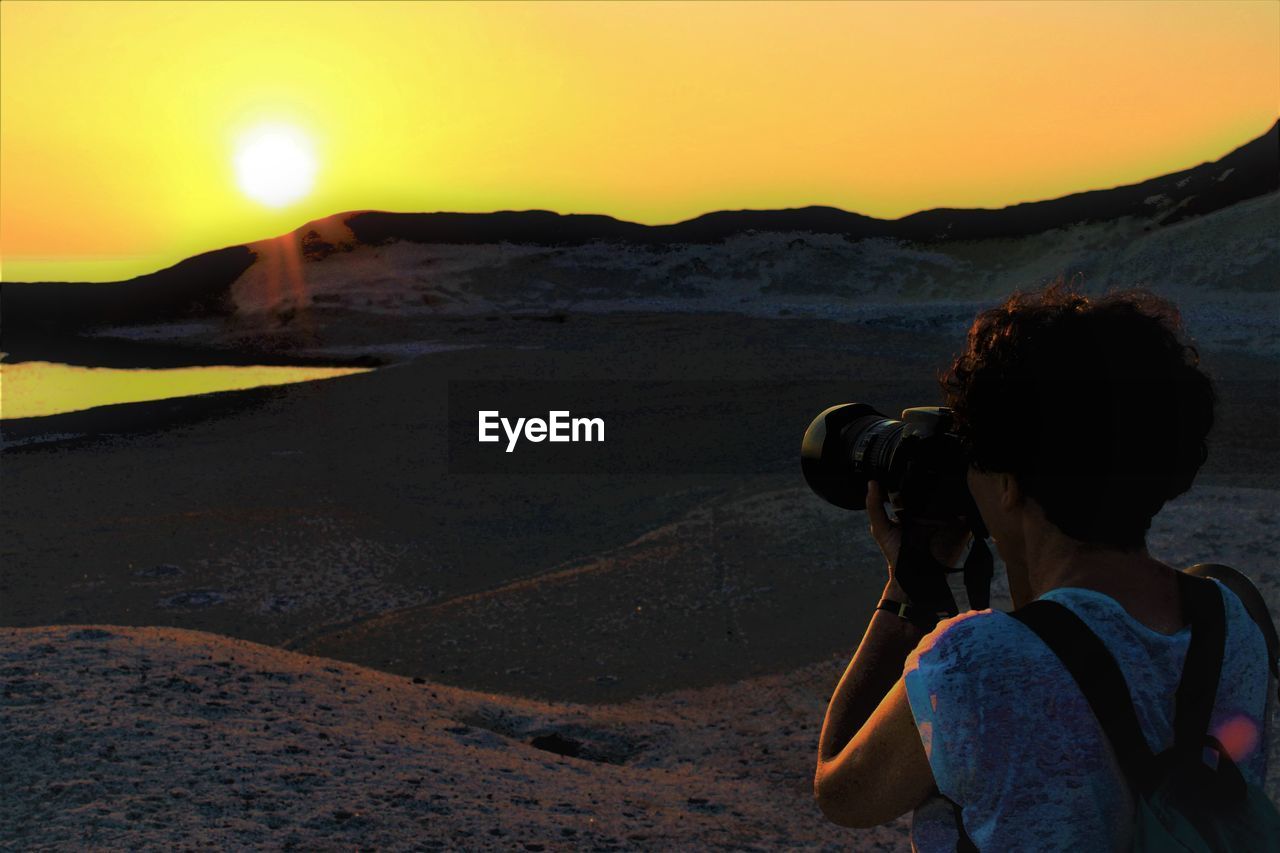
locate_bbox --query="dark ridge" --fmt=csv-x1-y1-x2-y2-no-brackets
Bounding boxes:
345,208,645,245
656,205,891,242
346,210,644,246
345,205,892,246
893,119,1280,240
2,245,255,333
347,120,1278,245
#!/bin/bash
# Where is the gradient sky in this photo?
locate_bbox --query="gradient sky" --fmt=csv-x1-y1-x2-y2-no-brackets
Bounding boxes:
1,0,1277,282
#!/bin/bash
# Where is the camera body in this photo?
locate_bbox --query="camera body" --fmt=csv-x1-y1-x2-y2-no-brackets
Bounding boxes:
801,402,974,524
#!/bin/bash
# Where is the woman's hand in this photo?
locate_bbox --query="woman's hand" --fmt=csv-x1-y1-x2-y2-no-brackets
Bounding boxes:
866,481,973,579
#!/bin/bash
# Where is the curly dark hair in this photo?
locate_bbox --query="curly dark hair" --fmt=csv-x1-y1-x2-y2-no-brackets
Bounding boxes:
939,278,1216,551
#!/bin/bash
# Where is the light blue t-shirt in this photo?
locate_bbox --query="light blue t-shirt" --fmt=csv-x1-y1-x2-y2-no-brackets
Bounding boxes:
903,579,1271,852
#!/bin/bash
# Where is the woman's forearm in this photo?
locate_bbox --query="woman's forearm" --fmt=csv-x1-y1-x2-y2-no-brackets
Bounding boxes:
817,579,928,762
818,481,969,764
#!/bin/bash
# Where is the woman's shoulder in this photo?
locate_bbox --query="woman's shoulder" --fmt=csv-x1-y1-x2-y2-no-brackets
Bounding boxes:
904,608,1036,678
1037,578,1264,653
903,577,1268,679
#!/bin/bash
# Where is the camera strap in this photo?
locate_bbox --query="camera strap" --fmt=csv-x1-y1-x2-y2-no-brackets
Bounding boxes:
962,534,994,611
895,536,962,618
895,520,995,615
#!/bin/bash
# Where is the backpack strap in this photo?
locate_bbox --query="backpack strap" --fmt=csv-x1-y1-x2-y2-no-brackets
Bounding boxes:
1010,573,1231,794
950,796,980,853
1184,563,1278,681
1009,598,1157,786
1172,572,1227,754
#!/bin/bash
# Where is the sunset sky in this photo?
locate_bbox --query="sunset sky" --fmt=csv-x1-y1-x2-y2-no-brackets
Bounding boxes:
1,0,1277,282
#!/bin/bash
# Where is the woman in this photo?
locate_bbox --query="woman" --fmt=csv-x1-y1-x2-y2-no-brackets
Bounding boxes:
813,281,1272,850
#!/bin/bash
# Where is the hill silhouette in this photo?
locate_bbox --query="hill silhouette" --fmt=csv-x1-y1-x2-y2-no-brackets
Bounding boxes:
348,118,1277,246
3,119,1275,333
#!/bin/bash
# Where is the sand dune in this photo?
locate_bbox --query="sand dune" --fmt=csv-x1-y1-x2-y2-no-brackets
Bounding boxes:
1,624,909,850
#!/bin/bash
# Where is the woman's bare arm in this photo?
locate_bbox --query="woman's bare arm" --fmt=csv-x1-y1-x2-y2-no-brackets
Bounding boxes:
814,481,971,826
814,577,935,826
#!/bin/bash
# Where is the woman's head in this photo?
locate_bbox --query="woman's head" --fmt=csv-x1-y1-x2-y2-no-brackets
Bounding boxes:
940,279,1216,552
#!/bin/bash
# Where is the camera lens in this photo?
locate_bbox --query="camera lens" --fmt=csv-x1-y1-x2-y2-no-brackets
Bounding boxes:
847,414,906,478
801,403,904,510
801,402,972,521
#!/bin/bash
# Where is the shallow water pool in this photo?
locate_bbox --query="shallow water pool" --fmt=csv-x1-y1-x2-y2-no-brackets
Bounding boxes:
0,361,373,419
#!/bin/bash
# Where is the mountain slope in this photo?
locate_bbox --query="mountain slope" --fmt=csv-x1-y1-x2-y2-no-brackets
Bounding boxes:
3,119,1275,334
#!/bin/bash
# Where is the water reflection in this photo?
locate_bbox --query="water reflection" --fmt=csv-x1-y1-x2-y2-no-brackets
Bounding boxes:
0,361,372,419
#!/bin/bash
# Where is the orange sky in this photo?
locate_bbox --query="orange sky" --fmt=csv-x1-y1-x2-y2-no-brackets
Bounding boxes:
1,0,1277,282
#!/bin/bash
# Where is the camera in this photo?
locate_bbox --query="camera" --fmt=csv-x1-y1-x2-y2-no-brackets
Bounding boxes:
801,403,976,524
801,402,993,609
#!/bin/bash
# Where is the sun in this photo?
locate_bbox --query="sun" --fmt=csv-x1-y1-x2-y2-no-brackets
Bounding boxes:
234,124,317,208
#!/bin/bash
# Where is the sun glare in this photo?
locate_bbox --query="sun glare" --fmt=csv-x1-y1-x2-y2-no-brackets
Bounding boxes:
234,124,317,208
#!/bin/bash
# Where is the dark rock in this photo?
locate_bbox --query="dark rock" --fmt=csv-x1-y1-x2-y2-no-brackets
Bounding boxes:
68,629,115,640
158,590,227,609
134,564,182,578
529,732,581,758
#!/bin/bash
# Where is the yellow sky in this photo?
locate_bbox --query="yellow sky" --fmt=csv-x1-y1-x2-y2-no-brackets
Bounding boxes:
1,0,1276,282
